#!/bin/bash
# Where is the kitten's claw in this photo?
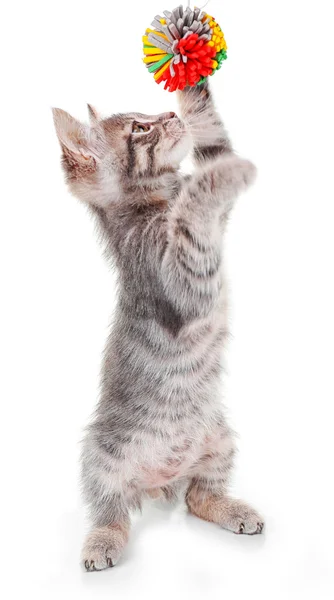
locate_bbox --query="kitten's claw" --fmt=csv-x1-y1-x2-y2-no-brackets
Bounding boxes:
238,523,245,534
256,522,264,534
84,560,97,572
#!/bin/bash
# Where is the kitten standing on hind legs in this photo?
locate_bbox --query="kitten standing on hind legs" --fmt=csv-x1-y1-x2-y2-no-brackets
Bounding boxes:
53,80,264,572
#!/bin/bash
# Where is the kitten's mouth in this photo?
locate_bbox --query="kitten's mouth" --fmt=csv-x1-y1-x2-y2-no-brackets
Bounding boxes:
170,135,183,149
165,117,185,144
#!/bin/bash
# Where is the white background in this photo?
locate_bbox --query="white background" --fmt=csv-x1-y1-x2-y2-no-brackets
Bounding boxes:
1,1,333,598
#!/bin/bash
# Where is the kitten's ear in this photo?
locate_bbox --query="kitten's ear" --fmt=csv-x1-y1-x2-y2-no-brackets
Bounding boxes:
87,104,101,125
52,108,98,162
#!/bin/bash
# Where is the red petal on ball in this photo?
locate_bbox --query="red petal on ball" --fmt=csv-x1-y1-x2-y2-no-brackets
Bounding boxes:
156,35,218,91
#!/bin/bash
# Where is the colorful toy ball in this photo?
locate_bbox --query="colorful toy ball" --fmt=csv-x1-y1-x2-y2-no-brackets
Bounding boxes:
143,4,227,92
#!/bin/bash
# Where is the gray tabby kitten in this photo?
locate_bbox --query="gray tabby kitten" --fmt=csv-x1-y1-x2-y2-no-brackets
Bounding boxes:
53,82,263,572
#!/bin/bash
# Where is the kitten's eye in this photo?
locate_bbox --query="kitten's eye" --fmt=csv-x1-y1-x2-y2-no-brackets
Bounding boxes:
132,122,151,134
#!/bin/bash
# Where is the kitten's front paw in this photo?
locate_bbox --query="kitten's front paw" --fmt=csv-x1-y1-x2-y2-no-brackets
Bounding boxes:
177,81,210,117
221,156,257,190
238,158,257,188
82,525,128,571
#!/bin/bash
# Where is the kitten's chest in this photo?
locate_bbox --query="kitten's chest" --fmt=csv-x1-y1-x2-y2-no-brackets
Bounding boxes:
139,435,203,488
131,415,208,489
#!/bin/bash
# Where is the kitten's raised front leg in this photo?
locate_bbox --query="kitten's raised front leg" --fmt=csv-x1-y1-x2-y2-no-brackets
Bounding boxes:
186,427,264,535
161,155,256,318
177,80,233,161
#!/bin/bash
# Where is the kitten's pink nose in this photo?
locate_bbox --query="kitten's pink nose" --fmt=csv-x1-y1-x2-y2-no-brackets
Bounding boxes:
163,111,177,120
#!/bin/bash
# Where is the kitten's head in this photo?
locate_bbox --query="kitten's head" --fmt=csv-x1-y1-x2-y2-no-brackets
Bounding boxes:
53,106,191,206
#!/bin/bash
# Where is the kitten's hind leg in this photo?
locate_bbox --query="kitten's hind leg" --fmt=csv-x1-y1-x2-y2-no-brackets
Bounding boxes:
81,486,134,571
186,427,264,535
186,489,264,535
81,434,138,570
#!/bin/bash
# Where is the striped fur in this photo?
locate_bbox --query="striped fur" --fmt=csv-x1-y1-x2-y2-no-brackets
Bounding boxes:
53,82,263,572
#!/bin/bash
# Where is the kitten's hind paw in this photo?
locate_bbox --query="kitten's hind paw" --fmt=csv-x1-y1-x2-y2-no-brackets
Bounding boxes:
81,523,129,572
187,491,264,536
219,498,264,535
